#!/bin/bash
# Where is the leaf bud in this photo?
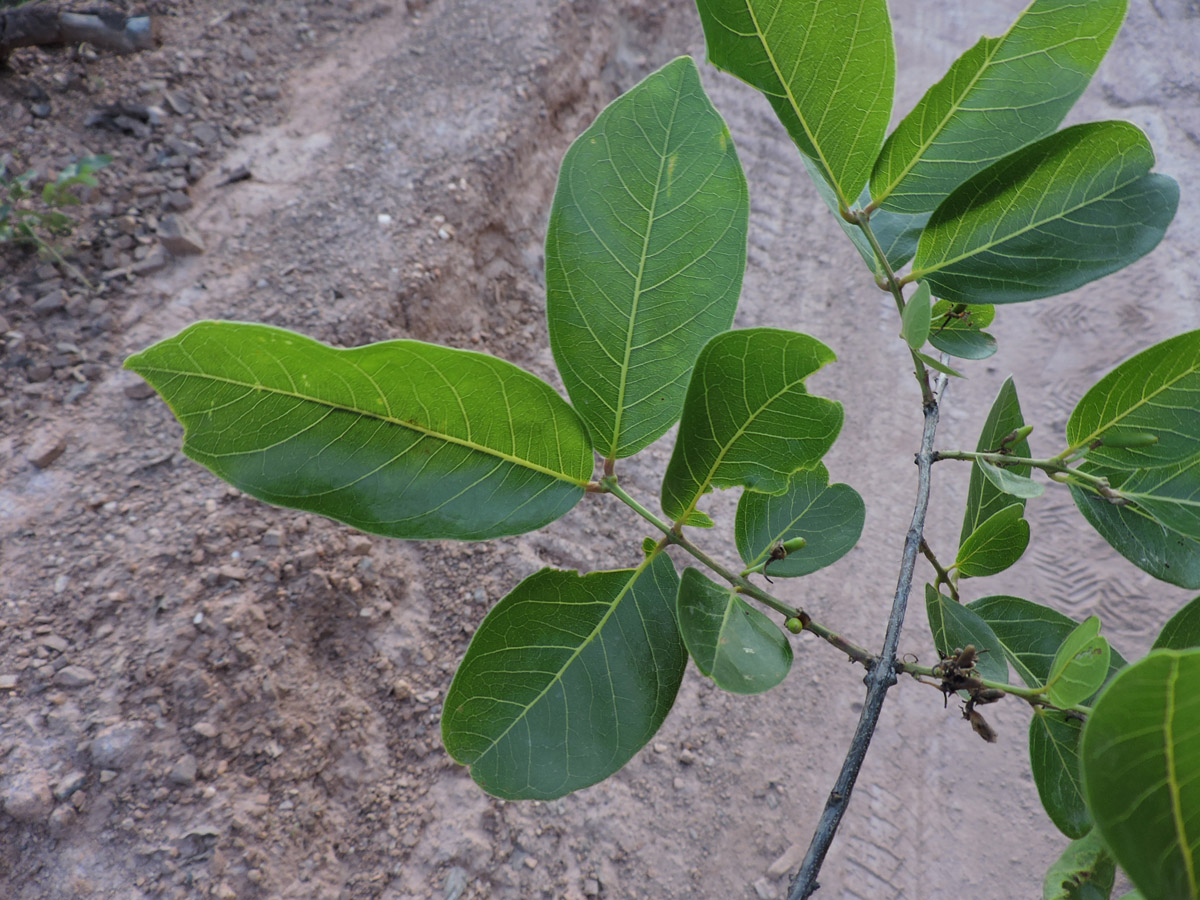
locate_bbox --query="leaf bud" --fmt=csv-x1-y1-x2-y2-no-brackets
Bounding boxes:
785,617,804,635
1098,431,1159,448
781,536,807,553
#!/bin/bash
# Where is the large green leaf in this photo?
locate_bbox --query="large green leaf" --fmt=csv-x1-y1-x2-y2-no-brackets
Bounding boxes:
1043,830,1117,900
676,568,792,693
1067,331,1200,469
871,0,1127,214
1116,455,1200,541
960,377,1031,545
969,595,1080,688
735,464,864,578
928,301,997,360
1082,649,1200,900
695,0,894,209
1070,474,1200,590
441,554,684,800
911,121,1179,304
661,329,843,524
124,322,593,541
1154,596,1200,651
1045,616,1111,708
1030,709,1092,839
955,503,1030,578
545,56,749,460
925,585,1009,684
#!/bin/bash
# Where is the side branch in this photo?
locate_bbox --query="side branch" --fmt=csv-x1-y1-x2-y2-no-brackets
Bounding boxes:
788,372,948,900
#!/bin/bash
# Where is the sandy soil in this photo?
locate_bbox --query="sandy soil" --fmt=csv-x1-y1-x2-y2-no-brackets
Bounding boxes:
2,1,1199,898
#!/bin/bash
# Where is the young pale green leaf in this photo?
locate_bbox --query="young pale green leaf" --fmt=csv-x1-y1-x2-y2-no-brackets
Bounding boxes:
911,121,1179,304
1082,649,1200,900
735,464,865,578
961,377,1031,544
1154,596,1200,651
1070,472,1200,589
1116,454,1200,541
695,0,894,209
979,460,1044,500
913,350,963,378
925,585,1009,684
441,554,684,800
1067,331,1200,469
1045,616,1111,707
955,503,1030,578
871,0,1127,214
928,301,997,360
661,329,843,525
124,322,593,541
676,568,792,694
1030,710,1092,839
900,281,932,350
1042,830,1117,900
546,56,749,460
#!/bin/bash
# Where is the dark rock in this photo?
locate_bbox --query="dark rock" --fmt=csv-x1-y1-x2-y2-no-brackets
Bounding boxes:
90,721,149,769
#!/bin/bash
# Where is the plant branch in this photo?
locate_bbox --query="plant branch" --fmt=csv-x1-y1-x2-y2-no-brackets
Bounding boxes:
788,370,948,900
933,449,1115,493
918,538,958,602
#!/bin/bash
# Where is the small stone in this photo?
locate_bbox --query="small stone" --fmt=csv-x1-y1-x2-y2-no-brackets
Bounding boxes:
40,634,69,653
0,674,18,690
162,191,193,212
131,245,170,275
2,768,53,823
653,742,667,753
443,866,468,900
169,753,198,786
349,536,373,555
767,843,806,879
124,379,157,400
163,90,191,115
582,878,600,898
99,770,117,783
53,665,96,687
48,804,76,833
53,771,88,800
33,291,66,316
90,721,148,769
192,721,218,738
753,877,777,899
392,679,413,701
27,432,68,469
672,776,684,790
157,215,205,256
260,528,284,548
523,857,538,870
26,364,54,383
678,749,696,766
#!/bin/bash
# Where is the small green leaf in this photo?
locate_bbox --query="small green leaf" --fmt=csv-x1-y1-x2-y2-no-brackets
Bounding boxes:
872,0,1128,214
911,121,1178,305
1082,649,1200,900
1042,830,1116,900
1030,710,1092,839
978,460,1044,500
927,301,997,360
735,464,865,578
546,57,750,459
661,329,843,525
442,554,684,800
955,503,1030,578
1069,472,1200,589
124,322,594,541
1067,331,1200,469
676,568,792,694
962,377,1032,544
913,350,963,378
900,281,932,350
696,0,895,209
925,585,1009,684
1045,617,1111,708
1154,596,1200,651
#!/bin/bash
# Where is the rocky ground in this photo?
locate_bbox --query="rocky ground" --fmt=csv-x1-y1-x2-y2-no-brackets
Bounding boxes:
2,1,1198,899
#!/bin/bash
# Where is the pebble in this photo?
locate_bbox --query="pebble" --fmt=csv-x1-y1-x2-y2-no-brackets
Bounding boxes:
90,720,149,769
124,379,157,400
443,867,468,900
2,768,53,823
192,721,218,738
169,753,198,786
131,245,170,275
162,190,193,212
582,878,600,898
53,665,97,687
27,432,68,468
33,290,66,316
157,214,205,255
0,674,18,690
753,877,778,899
48,804,77,833
53,771,88,800
767,843,806,878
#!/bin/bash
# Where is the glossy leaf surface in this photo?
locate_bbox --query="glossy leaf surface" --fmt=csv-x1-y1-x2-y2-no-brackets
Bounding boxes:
735,464,865,578
661,329,843,524
442,554,684,799
124,322,593,541
871,0,1127,213
677,568,792,694
955,503,1030,578
1042,830,1116,900
961,377,1031,544
1030,709,1091,839
1154,596,1200,651
900,281,932,350
912,122,1178,304
925,585,1009,684
696,0,894,208
1045,616,1111,708
1067,331,1200,469
928,301,997,360
546,56,749,459
1082,649,1200,900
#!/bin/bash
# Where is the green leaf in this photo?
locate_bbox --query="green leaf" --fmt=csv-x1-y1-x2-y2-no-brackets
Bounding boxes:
1030,709,1092,839
979,460,1044,500
955,503,1030,578
1067,331,1200,469
1070,473,1200,589
1045,616,1111,707
1042,830,1117,900
913,350,963,378
1154,596,1200,651
911,121,1179,304
124,321,593,541
871,0,1128,214
695,0,894,209
441,554,684,800
676,568,792,694
1082,649,1200,900
900,281,932,350
545,56,750,459
735,464,865,578
928,301,997,360
1116,454,1200,541
961,377,1031,544
925,585,1009,684
661,329,843,524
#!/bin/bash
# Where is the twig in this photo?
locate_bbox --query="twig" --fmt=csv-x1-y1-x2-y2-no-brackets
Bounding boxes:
787,371,948,900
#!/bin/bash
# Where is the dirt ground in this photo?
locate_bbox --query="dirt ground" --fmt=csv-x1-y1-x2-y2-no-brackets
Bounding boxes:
2,1,1198,898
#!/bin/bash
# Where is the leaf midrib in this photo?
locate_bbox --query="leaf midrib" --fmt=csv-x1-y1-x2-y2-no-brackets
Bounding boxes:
1069,361,1200,456
1164,656,1199,896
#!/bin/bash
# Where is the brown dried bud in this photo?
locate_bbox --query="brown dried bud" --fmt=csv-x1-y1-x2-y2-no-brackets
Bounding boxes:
968,710,997,743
